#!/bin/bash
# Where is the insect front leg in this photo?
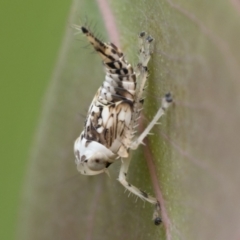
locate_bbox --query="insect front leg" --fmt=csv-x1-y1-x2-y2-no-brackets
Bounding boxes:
118,156,162,225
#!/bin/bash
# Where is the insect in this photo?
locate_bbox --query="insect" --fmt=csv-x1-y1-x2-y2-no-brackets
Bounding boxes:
73,25,172,225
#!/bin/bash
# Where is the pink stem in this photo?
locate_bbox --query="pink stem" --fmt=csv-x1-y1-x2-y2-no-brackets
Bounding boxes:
96,0,120,46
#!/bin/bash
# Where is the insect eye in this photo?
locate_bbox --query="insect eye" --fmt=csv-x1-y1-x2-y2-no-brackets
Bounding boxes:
87,157,106,171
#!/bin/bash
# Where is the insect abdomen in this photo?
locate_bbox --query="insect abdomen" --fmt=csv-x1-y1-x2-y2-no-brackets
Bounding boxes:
80,26,137,104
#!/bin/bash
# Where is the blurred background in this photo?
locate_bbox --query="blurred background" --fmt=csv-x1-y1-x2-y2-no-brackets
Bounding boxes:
0,1,71,239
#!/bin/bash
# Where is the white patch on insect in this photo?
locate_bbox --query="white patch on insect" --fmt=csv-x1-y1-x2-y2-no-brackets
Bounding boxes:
72,25,172,225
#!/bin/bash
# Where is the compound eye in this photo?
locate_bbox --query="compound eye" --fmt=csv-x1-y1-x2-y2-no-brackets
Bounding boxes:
88,158,106,171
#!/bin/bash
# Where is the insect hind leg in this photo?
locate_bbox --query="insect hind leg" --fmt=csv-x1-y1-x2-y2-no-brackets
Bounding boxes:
135,32,154,103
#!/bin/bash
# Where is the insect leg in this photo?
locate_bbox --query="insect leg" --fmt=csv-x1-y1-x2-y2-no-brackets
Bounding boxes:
118,156,156,203
131,93,172,150
135,32,154,105
118,156,162,224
